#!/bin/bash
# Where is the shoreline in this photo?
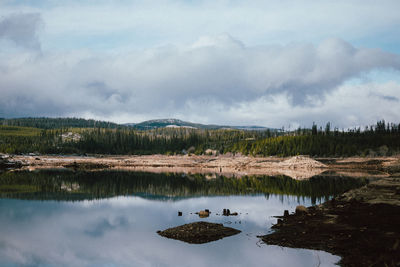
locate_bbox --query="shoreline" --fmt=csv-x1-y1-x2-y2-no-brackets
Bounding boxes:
2,154,397,180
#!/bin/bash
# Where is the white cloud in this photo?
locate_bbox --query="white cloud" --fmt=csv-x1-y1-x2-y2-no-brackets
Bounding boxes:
0,35,399,127
0,1,399,127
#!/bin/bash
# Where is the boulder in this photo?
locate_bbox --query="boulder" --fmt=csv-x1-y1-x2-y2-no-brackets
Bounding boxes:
295,205,308,214
199,210,210,218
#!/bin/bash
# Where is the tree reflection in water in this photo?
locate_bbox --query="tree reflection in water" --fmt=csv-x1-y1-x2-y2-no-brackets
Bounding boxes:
0,170,367,204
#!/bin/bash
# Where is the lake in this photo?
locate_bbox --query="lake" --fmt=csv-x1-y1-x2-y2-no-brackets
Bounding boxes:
0,170,367,266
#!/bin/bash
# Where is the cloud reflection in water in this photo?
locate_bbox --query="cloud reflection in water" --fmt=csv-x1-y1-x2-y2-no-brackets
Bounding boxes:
0,195,340,266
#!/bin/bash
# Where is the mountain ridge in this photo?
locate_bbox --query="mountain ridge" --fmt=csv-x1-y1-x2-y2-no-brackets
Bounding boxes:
124,118,272,131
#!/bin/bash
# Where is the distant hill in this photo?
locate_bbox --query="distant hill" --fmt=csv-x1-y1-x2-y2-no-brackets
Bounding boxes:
125,118,272,131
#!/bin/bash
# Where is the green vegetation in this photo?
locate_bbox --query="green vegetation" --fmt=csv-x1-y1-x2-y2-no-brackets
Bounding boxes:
0,170,368,203
0,125,41,137
0,123,271,155
0,117,399,156
232,120,400,156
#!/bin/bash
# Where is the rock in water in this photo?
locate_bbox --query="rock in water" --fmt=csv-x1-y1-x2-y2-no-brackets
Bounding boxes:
157,221,241,244
223,209,231,216
295,205,308,214
284,210,289,217
198,210,210,218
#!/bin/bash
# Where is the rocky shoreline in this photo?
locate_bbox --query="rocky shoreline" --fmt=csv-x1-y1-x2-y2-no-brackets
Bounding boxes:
260,176,400,266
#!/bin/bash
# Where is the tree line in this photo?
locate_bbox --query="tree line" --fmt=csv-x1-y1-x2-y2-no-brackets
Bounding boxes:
227,120,400,156
0,117,122,129
0,118,399,157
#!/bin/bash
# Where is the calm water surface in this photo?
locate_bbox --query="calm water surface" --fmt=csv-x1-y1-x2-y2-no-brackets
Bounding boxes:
0,170,367,266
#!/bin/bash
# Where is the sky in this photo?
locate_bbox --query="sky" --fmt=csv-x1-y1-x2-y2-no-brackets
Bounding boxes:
0,0,400,128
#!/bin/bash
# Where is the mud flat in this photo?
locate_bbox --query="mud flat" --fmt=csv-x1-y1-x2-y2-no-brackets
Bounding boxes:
260,176,400,266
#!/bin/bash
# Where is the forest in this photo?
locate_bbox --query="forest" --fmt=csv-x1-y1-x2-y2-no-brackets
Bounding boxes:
0,117,122,129
1,118,399,157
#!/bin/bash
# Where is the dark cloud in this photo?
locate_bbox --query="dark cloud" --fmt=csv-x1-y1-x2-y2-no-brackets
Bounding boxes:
0,13,42,50
372,93,399,102
381,95,399,102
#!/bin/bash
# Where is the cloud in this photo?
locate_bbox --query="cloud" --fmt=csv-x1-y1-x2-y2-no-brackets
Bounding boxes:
0,13,43,50
192,81,400,129
2,1,400,53
0,36,399,127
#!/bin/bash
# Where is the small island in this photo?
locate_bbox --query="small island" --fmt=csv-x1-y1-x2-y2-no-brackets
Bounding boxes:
157,221,241,244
